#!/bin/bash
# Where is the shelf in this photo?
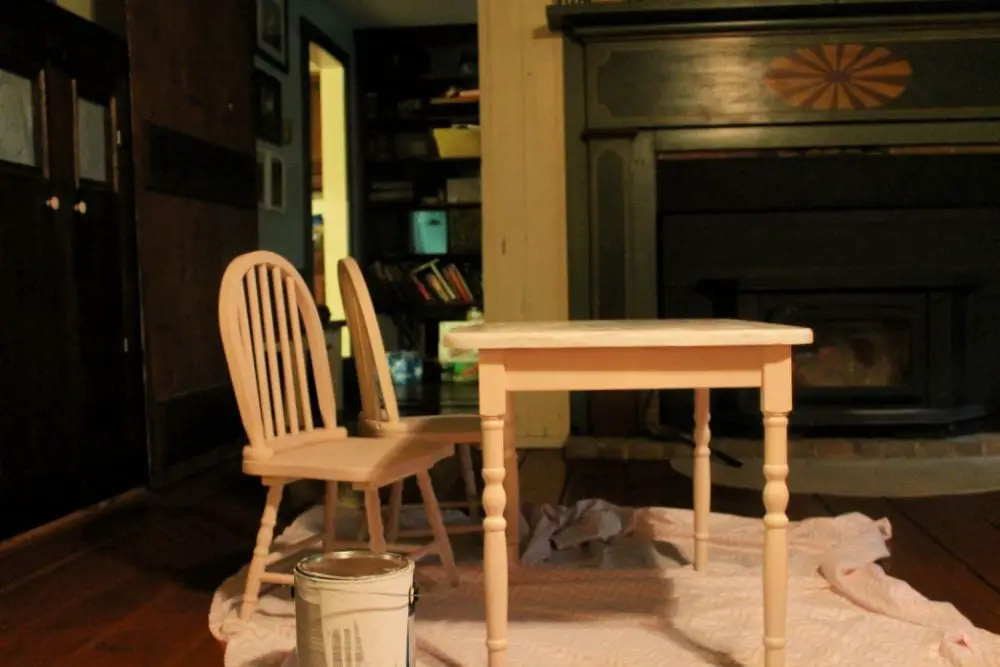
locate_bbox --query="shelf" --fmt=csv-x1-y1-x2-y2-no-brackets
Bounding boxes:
367,200,480,210
419,73,479,84
368,155,480,165
429,97,480,106
377,301,482,321
378,252,482,262
366,114,480,129
396,380,478,415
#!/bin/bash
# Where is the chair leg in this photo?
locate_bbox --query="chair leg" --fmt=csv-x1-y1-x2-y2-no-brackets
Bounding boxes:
458,444,480,521
324,481,339,552
416,470,460,586
364,489,388,553
240,481,285,621
385,481,404,543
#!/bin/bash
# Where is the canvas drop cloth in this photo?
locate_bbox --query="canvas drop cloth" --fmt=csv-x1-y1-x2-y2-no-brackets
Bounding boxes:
209,500,1000,666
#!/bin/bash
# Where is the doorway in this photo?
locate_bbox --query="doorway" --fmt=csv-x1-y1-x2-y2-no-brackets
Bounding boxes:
302,20,352,357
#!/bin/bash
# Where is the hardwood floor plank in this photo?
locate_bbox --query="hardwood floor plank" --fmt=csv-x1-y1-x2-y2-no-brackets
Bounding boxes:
889,493,1000,594
566,460,833,521
0,551,166,665
53,584,223,667
820,494,1000,634
2,460,999,665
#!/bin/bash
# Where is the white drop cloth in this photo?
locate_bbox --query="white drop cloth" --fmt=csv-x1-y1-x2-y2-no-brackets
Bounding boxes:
209,500,1000,667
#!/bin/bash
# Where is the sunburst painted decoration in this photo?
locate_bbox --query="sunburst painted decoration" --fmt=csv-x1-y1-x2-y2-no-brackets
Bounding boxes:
764,44,913,111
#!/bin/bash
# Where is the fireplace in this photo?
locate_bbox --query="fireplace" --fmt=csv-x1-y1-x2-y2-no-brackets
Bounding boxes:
549,0,1000,439
657,149,997,435
695,283,984,430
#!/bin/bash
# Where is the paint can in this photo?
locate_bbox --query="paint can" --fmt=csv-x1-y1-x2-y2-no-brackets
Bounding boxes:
294,550,416,667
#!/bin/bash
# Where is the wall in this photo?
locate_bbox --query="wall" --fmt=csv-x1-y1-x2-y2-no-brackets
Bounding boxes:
54,0,124,35
256,0,356,270
478,0,570,445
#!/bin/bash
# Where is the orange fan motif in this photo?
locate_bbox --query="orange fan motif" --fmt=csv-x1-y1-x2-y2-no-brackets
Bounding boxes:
764,44,913,110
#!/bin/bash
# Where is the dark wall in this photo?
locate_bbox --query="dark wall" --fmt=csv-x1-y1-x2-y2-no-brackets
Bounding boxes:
127,0,258,482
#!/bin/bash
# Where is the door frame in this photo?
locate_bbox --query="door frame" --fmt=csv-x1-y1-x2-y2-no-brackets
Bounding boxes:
299,17,357,293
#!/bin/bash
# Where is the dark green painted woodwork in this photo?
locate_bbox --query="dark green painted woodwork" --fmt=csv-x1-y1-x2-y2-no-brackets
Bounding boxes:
555,1,1000,436
588,29,1000,128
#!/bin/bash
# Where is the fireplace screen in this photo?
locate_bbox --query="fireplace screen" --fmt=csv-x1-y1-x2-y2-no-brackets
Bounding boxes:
794,318,912,389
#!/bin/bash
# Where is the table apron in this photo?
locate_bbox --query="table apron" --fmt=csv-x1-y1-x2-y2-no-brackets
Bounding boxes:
485,346,775,393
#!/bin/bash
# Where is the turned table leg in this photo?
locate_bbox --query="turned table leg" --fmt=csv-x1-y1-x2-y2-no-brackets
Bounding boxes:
761,347,792,667
479,355,509,667
692,388,711,571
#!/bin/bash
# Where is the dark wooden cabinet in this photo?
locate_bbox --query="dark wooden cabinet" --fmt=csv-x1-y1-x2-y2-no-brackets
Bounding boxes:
0,2,145,539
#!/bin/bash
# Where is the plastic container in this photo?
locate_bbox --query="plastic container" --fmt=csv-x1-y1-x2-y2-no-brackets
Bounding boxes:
294,550,416,667
433,126,481,158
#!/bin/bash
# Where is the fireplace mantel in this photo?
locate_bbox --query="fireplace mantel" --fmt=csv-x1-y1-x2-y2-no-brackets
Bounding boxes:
548,0,1000,34
550,0,1000,437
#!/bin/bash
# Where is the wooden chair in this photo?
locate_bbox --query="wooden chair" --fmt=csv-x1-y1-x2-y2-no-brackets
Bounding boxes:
218,250,459,621
338,256,519,543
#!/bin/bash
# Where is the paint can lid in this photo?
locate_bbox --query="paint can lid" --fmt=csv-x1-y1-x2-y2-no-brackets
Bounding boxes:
295,550,413,581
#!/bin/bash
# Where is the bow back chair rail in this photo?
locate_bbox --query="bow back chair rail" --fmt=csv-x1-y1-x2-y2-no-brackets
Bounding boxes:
338,256,503,542
219,250,459,620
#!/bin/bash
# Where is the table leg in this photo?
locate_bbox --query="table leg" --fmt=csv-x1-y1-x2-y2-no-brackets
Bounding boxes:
479,358,509,667
761,348,792,667
504,391,520,567
692,388,711,571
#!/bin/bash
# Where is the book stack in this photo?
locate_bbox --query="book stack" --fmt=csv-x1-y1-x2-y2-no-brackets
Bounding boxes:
410,259,476,304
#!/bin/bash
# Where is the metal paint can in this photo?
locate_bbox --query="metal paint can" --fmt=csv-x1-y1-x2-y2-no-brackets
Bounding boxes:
294,550,415,667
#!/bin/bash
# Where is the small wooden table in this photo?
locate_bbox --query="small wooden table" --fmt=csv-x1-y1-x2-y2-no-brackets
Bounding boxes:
444,319,814,667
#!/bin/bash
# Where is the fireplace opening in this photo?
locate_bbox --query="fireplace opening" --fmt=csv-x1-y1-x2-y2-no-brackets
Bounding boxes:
656,146,1000,436
696,283,984,431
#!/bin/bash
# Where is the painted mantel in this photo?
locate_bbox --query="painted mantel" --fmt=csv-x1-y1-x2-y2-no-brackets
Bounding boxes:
548,0,1000,436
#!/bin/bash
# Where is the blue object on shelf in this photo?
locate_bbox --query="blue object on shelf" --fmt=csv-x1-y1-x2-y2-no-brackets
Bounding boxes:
388,351,424,386
409,210,448,255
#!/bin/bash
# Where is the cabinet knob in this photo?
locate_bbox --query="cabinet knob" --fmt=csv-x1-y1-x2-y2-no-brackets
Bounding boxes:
45,196,60,211
74,201,88,215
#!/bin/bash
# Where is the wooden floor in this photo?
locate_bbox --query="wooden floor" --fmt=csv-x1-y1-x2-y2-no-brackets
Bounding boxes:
1,451,999,665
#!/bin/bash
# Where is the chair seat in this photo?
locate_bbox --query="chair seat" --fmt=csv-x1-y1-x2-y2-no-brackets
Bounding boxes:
362,413,482,443
243,434,454,485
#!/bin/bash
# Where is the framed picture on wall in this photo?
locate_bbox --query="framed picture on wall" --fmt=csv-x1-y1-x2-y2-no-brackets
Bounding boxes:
256,0,289,72
253,69,283,145
257,147,286,212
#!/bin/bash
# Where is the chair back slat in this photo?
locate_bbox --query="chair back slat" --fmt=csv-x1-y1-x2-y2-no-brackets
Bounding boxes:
337,257,400,424
286,278,317,431
271,268,299,434
220,251,337,455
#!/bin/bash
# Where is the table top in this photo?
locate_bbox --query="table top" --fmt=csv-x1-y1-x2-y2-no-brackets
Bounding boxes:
443,319,813,350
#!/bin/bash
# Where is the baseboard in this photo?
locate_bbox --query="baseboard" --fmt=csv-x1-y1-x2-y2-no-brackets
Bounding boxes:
518,435,568,449
0,488,146,556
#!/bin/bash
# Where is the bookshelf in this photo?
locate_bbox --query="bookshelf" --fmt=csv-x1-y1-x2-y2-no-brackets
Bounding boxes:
356,25,482,401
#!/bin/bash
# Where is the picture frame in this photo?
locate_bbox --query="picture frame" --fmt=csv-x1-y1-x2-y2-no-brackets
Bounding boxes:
257,147,286,212
256,0,289,72
253,69,283,145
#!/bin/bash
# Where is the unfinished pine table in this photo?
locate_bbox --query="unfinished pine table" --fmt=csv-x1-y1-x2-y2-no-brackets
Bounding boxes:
443,319,814,667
